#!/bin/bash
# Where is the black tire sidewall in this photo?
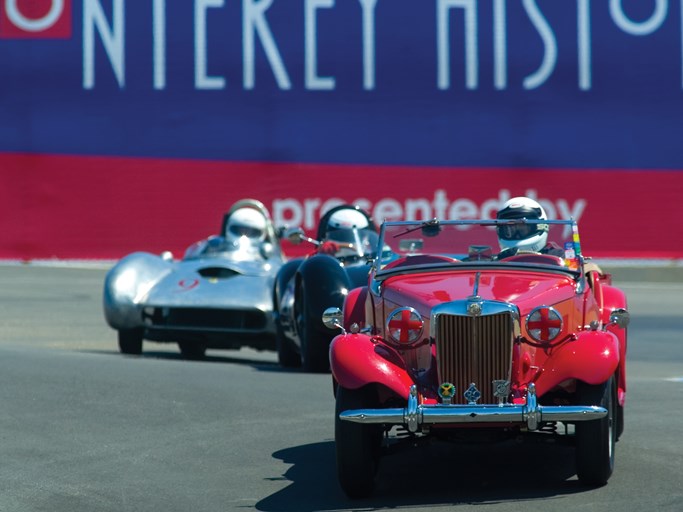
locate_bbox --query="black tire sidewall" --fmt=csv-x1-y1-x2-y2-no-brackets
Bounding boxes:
335,386,380,499
118,329,143,355
298,280,331,372
575,375,616,485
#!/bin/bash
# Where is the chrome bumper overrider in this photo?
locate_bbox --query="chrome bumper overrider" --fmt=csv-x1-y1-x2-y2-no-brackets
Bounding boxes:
339,384,607,432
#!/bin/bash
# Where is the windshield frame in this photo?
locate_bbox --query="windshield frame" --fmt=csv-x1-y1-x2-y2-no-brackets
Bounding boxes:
372,219,584,282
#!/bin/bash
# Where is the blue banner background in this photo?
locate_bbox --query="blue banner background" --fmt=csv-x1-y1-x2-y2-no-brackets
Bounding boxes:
1,0,680,169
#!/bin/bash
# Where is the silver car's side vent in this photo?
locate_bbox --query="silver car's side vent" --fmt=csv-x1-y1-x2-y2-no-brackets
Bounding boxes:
198,267,239,279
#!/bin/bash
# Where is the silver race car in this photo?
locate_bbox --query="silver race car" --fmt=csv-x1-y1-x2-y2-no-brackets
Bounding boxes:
103,199,285,359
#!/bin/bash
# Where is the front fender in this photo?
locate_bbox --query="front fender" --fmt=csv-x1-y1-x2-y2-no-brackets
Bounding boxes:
534,330,620,396
298,254,353,323
330,334,415,400
103,252,172,329
273,258,303,310
343,287,367,329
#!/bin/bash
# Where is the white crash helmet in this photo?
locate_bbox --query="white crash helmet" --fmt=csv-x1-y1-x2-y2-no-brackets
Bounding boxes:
496,197,549,252
326,208,370,232
226,207,267,243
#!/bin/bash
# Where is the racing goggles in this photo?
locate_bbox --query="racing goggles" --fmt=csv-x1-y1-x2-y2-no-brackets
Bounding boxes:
496,222,547,241
230,226,263,239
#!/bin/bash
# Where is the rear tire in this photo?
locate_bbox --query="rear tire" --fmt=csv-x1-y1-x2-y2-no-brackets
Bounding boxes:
335,386,382,499
575,375,616,486
118,329,143,355
274,295,301,368
178,342,206,360
276,324,301,368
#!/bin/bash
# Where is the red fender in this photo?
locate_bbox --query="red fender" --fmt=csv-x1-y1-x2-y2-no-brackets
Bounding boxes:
534,330,620,397
601,284,628,405
330,333,414,400
343,287,367,330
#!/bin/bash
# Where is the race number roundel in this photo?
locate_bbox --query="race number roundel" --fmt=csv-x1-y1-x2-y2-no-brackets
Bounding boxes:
0,0,71,39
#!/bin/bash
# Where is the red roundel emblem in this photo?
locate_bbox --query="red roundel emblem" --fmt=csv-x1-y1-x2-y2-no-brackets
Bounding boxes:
0,0,72,39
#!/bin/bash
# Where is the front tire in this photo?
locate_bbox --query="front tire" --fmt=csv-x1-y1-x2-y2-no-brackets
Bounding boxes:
335,386,382,499
118,329,143,355
575,375,616,485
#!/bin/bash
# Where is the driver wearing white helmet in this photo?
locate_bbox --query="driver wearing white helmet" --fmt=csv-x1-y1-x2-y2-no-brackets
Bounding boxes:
317,206,375,258
495,197,563,259
225,207,267,245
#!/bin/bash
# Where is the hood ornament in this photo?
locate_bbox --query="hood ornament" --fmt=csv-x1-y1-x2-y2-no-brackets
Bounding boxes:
467,301,482,316
467,274,482,316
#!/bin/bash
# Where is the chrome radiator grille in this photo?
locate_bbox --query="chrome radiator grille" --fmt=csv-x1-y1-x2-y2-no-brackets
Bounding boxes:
435,312,514,405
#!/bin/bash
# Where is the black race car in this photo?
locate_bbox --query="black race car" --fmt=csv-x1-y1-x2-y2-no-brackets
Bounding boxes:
272,205,379,372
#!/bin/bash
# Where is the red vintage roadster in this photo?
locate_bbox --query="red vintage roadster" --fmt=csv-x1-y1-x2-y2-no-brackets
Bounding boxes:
324,218,629,498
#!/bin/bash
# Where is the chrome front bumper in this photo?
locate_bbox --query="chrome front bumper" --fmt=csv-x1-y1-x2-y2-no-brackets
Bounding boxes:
339,384,607,433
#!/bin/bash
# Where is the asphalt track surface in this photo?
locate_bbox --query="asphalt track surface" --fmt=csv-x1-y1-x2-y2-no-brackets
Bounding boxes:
0,264,681,512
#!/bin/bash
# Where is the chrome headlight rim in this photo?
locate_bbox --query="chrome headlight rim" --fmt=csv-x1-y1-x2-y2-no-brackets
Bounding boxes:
386,306,424,346
525,305,563,343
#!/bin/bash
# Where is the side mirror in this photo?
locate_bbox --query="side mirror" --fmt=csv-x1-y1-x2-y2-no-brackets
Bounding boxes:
322,307,344,332
285,227,306,245
608,308,630,329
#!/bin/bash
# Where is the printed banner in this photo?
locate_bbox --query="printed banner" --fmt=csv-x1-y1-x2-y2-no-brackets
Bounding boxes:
1,1,683,168
1,1,682,259
1,153,681,260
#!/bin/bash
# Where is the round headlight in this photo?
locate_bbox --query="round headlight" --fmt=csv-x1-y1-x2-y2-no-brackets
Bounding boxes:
386,307,424,345
526,306,562,343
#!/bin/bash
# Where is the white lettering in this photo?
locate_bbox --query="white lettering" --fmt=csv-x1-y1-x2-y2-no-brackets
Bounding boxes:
195,0,225,90
405,198,432,220
273,198,303,227
577,0,591,91
6,0,63,31
557,198,587,236
319,198,344,220
358,0,378,90
493,0,507,90
522,0,557,90
352,198,373,217
243,0,291,90
305,198,324,228
271,190,586,233
79,1,679,92
305,0,335,90
153,0,166,90
433,189,449,220
437,0,478,90
374,199,403,222
449,199,477,220
83,0,125,89
481,189,511,219
610,0,667,36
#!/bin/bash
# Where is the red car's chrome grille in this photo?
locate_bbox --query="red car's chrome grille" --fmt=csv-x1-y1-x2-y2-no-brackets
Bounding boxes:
435,312,513,405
